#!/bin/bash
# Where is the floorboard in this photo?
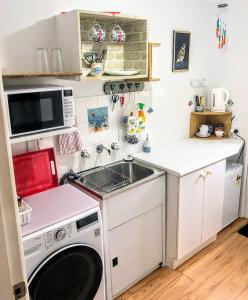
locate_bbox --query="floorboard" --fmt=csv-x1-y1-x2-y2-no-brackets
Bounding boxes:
116,218,248,300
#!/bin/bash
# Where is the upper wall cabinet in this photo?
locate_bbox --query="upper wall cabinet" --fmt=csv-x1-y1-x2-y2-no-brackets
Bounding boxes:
56,10,149,81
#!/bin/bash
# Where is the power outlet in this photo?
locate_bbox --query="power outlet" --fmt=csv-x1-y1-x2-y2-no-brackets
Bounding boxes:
190,78,207,88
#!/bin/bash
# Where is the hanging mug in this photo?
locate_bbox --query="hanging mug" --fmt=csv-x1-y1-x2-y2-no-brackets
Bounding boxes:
89,23,106,43
111,25,126,43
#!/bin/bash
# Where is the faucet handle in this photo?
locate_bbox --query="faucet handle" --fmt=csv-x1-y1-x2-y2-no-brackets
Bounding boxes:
81,149,91,158
111,142,120,151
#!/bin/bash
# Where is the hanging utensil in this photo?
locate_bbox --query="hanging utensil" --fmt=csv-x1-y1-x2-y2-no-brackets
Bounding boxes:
98,49,107,63
112,94,120,111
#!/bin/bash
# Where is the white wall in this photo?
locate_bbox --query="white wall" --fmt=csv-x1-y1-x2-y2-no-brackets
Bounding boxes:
206,0,248,217
208,0,247,135
0,0,214,175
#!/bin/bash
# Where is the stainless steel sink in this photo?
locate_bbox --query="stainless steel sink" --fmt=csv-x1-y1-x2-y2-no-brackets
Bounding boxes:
73,159,164,199
108,162,154,183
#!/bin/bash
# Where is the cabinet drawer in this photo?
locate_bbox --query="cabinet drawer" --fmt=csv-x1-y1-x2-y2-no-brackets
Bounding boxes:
109,206,163,296
107,176,165,230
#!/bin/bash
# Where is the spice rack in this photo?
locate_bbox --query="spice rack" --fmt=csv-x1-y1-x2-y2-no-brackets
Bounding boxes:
190,110,232,140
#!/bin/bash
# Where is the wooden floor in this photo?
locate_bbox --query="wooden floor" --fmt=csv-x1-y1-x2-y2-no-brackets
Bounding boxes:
116,218,248,300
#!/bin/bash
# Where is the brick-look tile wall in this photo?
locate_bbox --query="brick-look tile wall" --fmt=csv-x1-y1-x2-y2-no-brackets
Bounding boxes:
80,19,148,75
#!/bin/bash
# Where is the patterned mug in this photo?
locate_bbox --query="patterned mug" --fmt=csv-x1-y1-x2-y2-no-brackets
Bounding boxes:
89,24,106,43
111,25,126,43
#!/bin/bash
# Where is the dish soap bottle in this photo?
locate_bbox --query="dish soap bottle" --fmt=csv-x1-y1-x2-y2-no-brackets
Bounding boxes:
143,134,151,153
137,103,146,133
127,112,137,137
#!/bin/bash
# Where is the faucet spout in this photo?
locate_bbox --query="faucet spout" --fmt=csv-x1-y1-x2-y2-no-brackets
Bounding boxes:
96,144,111,155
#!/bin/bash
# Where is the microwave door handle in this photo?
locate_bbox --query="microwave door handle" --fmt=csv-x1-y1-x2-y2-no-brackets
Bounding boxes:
213,94,215,108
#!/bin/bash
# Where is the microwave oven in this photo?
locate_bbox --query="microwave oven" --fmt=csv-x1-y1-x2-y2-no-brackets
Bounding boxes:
4,85,76,138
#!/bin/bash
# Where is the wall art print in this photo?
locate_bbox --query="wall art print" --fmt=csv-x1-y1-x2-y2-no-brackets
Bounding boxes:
172,31,191,72
87,106,109,133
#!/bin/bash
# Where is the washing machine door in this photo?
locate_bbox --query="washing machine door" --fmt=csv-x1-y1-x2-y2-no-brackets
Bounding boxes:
28,244,103,300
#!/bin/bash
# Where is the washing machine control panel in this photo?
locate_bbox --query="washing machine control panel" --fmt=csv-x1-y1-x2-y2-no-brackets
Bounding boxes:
45,224,72,249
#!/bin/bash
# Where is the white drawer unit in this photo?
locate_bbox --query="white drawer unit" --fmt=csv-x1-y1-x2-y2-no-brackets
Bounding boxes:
107,176,164,230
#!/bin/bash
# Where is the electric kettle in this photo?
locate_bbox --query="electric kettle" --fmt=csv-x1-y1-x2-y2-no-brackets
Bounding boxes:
210,88,230,112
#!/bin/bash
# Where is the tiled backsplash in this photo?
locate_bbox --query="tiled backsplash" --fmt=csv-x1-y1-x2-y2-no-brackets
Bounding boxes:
11,81,153,178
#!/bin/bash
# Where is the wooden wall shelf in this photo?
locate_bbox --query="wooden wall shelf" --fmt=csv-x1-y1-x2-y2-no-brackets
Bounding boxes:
2,72,82,79
147,42,161,82
190,110,232,139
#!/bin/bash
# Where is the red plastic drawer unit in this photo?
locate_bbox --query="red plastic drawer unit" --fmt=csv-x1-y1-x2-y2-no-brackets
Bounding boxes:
13,148,58,198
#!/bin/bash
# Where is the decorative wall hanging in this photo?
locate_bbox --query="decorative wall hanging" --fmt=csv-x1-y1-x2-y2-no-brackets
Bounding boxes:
172,31,191,72
87,107,109,133
216,3,229,53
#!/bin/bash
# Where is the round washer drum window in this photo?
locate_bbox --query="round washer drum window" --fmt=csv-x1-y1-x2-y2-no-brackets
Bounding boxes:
28,245,103,300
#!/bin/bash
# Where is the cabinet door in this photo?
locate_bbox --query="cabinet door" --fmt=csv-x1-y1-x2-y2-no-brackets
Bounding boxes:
178,169,205,259
109,206,162,297
202,160,226,241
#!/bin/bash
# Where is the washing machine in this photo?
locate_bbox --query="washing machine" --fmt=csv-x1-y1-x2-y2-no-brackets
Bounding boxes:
21,184,105,300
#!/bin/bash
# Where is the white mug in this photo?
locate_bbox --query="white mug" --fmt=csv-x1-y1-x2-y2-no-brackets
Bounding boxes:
215,130,224,137
199,124,209,133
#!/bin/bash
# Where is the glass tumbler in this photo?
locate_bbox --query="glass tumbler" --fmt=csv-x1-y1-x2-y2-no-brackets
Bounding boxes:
51,48,63,73
37,48,49,73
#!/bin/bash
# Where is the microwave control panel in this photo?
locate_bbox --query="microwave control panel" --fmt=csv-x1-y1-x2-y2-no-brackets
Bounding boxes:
63,89,75,127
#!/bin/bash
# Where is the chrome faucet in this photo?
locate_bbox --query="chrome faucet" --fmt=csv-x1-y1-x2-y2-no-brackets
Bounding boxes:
96,144,111,155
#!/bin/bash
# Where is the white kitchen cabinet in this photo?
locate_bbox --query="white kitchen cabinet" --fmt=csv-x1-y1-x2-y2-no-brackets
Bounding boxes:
202,161,225,241
109,206,162,296
177,168,205,258
166,160,226,269
102,175,165,299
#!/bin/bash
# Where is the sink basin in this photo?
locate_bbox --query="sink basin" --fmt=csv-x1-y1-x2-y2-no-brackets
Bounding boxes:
74,159,163,199
108,162,154,184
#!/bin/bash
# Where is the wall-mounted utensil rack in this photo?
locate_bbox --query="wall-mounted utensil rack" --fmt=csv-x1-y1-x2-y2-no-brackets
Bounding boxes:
103,81,145,94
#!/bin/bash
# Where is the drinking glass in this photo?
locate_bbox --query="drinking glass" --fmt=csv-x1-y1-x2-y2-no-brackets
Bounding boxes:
51,48,63,73
37,48,49,73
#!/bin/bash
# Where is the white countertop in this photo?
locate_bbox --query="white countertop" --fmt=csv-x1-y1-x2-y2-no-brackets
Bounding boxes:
135,138,243,177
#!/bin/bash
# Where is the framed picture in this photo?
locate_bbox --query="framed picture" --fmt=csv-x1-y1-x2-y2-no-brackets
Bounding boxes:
172,31,191,72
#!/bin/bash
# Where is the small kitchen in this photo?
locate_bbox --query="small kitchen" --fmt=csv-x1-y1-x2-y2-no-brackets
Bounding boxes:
1,1,248,300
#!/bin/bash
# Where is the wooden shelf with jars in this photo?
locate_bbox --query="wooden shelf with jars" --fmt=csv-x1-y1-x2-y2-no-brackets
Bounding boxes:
190,110,232,140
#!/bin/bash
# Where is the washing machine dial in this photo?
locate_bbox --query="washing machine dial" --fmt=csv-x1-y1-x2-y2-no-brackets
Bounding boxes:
54,228,66,241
